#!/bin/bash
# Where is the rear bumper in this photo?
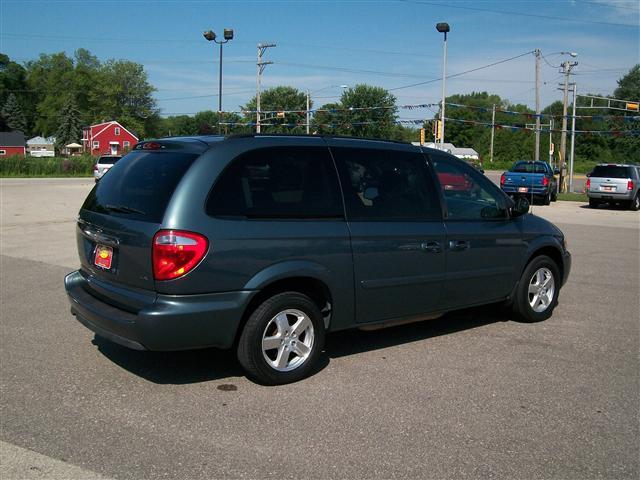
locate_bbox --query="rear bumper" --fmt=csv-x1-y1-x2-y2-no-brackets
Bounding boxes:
502,185,550,196
587,191,633,200
65,270,253,351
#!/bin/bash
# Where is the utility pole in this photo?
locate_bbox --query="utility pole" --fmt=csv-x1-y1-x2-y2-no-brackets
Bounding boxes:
256,43,275,134
569,83,577,193
306,90,310,134
559,58,578,192
534,49,541,161
489,104,496,162
549,117,554,165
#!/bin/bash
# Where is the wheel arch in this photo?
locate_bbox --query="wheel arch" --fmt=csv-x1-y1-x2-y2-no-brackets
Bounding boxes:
523,243,565,282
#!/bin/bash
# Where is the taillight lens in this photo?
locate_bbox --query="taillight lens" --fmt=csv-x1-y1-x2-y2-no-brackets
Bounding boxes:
627,180,634,191
542,176,549,186
586,178,591,189
152,230,208,281
500,174,506,185
93,164,98,171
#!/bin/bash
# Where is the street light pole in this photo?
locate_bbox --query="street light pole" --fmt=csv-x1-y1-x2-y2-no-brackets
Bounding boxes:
436,23,450,150
534,49,541,161
203,28,234,134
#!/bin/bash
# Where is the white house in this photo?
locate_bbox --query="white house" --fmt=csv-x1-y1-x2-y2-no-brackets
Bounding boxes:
27,136,56,157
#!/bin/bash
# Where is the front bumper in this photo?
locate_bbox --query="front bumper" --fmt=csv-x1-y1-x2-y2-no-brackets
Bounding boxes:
561,250,572,287
65,270,253,351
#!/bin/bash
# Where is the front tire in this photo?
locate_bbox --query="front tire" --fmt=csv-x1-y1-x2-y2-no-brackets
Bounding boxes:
511,255,560,322
237,292,325,385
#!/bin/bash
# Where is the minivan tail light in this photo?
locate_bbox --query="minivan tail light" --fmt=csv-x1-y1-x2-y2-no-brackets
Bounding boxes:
628,180,634,191
500,174,506,185
152,230,208,281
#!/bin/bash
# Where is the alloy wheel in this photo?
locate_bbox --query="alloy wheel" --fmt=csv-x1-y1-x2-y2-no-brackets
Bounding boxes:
528,267,555,313
261,309,315,372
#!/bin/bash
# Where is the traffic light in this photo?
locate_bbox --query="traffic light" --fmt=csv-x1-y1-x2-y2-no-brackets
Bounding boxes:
626,102,639,111
420,128,425,145
433,120,442,140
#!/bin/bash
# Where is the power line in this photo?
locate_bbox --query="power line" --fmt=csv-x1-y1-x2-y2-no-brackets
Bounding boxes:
388,50,535,91
398,0,638,28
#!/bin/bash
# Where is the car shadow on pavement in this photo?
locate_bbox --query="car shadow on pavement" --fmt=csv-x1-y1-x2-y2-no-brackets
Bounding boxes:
326,306,508,359
92,306,508,385
92,336,245,385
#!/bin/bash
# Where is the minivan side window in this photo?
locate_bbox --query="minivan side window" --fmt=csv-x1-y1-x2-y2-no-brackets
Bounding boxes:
331,147,441,221
430,152,507,220
206,146,343,219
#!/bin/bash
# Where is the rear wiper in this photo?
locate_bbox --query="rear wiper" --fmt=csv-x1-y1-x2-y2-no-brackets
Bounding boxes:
104,204,146,215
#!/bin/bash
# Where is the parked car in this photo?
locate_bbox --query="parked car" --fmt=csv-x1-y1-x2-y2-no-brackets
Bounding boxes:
586,164,640,211
93,155,122,182
65,135,571,384
500,160,559,205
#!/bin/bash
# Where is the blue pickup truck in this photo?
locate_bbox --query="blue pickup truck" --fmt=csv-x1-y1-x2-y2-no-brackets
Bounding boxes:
500,161,559,205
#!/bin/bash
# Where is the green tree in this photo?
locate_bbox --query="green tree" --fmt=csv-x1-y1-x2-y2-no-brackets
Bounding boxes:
0,54,33,130
242,86,308,133
2,93,27,132
614,64,640,101
337,84,397,138
91,59,158,138
55,97,82,148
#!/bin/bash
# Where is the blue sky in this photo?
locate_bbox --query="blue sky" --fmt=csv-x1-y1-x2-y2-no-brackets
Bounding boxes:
1,0,638,121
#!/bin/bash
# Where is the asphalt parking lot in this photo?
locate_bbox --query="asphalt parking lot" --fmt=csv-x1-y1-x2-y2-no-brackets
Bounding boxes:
1,177,638,480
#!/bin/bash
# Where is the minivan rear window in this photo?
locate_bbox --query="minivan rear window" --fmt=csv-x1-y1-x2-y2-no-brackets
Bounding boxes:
82,151,198,222
590,165,632,179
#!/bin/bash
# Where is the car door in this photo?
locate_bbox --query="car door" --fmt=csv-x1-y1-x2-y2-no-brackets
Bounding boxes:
329,141,446,324
428,151,526,309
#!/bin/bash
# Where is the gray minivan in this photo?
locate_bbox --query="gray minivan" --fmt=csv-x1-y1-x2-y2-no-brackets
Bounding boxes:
65,135,571,384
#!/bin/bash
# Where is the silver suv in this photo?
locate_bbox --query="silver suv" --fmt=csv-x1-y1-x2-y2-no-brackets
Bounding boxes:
587,164,640,211
93,155,122,182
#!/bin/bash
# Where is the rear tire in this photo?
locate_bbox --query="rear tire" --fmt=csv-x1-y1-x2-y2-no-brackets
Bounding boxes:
551,191,558,202
630,194,640,211
511,255,560,323
588,198,599,208
544,191,552,205
237,292,325,385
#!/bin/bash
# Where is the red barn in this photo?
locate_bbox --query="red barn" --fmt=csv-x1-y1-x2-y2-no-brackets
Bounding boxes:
82,121,138,156
0,131,26,157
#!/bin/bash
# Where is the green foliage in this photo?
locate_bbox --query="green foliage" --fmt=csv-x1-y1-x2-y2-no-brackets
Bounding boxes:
614,64,640,101
0,154,94,177
242,86,308,133
1,93,27,132
55,97,83,147
157,110,244,137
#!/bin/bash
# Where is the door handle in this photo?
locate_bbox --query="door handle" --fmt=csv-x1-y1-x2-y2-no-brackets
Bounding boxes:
449,240,470,251
421,241,442,253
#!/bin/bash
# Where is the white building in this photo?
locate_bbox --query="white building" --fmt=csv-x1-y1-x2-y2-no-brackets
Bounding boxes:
27,136,56,157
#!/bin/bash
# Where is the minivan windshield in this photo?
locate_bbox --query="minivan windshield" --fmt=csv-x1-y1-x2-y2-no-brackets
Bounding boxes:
590,165,632,179
82,151,198,222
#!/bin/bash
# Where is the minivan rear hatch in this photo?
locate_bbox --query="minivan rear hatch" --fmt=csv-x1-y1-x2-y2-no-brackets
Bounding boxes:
78,146,200,291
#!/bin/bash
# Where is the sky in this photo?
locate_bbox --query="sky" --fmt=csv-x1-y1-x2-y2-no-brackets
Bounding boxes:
1,0,638,122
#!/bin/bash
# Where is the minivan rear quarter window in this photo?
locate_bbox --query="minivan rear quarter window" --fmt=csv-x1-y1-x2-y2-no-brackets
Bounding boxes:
590,165,632,179
82,151,198,223
206,146,343,219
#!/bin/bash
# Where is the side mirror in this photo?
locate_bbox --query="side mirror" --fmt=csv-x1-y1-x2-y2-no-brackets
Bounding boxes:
586,172,591,178
512,196,530,216
553,168,560,175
